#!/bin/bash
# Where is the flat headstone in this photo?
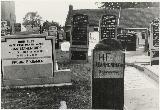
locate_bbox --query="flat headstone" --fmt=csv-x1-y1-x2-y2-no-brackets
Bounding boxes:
70,47,88,63
1,35,55,86
1,34,72,87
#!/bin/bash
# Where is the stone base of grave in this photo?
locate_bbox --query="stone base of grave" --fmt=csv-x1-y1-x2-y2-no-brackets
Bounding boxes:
69,47,88,63
151,60,159,65
2,69,72,88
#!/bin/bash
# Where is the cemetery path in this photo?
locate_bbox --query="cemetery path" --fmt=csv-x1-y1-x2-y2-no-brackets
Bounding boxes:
124,66,159,110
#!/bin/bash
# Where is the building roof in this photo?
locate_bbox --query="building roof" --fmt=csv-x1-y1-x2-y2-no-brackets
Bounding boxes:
65,7,159,28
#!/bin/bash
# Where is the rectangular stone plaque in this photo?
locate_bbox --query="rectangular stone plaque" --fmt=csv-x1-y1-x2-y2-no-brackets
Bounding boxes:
117,33,136,51
99,14,117,40
69,47,88,62
48,26,59,49
150,19,159,65
93,50,125,78
150,49,159,65
71,14,89,48
152,20,159,48
1,34,56,81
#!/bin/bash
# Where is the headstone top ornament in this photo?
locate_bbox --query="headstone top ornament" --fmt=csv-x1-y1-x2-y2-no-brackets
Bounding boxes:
94,39,123,51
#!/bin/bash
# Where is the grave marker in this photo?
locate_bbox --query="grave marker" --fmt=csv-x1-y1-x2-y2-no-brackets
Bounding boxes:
71,14,89,48
70,47,88,62
117,33,137,51
150,18,159,65
1,34,71,87
99,14,117,40
88,32,99,56
48,26,59,49
70,14,89,62
92,39,125,109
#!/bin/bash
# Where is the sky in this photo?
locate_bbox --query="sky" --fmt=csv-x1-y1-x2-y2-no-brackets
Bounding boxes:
15,0,99,26
13,0,160,26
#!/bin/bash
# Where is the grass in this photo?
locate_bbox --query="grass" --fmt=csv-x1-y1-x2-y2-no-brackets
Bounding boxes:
1,49,92,109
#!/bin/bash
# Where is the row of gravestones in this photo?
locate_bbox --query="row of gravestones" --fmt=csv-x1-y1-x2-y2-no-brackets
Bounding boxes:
69,14,137,62
2,14,158,109
1,14,125,109
92,16,159,109
69,14,125,109
69,14,159,108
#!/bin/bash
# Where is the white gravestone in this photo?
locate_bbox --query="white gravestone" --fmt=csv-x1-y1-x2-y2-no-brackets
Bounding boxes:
88,32,99,56
61,41,70,51
1,34,71,87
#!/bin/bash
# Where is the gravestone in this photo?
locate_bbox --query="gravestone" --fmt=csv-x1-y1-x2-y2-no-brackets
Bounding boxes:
71,14,89,48
99,14,117,40
1,34,71,87
150,18,159,65
88,32,99,56
70,14,89,62
70,47,88,62
117,33,137,51
92,39,125,109
48,26,59,49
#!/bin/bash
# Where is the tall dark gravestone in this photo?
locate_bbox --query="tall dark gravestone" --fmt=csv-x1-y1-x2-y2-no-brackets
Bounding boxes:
71,14,89,47
92,39,125,109
117,33,137,51
150,18,159,65
99,15,117,40
70,14,89,62
48,26,59,49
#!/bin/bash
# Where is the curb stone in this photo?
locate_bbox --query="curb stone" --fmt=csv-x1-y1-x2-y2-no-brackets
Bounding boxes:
126,63,159,84
143,67,159,83
126,63,144,71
